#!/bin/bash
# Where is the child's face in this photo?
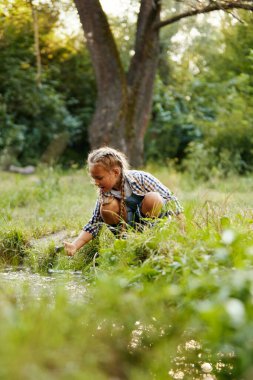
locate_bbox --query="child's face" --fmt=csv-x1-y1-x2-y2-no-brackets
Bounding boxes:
89,163,121,193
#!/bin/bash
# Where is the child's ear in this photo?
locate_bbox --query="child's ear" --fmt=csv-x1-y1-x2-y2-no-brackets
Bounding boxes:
112,166,121,176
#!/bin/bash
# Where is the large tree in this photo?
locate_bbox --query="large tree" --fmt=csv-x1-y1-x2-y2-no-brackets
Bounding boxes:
73,0,253,166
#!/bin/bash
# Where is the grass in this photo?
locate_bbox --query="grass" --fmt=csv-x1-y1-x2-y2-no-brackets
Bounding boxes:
1,167,253,379
0,167,96,266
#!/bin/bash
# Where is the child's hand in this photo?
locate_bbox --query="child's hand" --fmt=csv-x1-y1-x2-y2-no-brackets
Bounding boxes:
64,241,77,256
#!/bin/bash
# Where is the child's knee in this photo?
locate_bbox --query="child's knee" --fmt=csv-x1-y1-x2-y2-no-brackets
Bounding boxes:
141,192,164,217
100,198,121,224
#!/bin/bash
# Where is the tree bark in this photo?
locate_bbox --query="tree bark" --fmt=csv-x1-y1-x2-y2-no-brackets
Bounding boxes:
74,0,128,153
126,0,161,166
74,0,160,166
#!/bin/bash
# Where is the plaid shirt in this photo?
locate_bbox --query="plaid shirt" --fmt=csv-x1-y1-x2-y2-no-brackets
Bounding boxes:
83,170,183,237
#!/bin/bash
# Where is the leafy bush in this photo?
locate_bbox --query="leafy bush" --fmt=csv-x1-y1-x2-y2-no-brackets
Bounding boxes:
145,77,201,163
0,0,95,167
182,141,252,181
182,73,253,180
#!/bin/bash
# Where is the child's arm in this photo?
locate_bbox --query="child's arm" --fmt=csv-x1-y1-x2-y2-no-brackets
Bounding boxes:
64,200,102,256
64,231,93,256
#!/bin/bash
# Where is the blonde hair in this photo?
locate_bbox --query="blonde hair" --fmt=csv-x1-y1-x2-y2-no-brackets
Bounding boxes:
87,146,129,172
87,147,129,228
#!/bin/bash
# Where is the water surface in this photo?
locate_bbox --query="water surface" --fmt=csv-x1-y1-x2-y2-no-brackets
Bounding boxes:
0,266,87,305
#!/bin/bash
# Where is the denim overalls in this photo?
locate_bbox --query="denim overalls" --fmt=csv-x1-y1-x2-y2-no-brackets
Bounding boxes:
125,193,144,227
107,191,144,235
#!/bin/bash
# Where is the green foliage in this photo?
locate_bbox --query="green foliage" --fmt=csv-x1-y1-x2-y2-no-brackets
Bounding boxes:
146,12,253,176
45,39,96,163
181,73,253,179
179,13,253,178
1,219,253,378
1,170,253,378
145,77,201,163
0,83,80,165
0,0,95,166
0,228,29,265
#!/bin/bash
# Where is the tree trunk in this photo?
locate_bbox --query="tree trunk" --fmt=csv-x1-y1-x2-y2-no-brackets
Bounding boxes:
74,0,160,166
125,0,160,166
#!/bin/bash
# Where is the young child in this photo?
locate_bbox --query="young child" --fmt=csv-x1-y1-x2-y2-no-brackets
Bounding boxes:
64,147,184,256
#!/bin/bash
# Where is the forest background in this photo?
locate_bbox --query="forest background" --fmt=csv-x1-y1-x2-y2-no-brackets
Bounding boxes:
1,0,253,179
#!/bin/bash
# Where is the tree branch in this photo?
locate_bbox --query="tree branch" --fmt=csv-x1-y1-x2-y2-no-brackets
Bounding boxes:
155,1,253,29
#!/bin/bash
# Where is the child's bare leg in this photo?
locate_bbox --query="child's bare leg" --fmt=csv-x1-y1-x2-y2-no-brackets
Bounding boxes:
141,192,164,218
100,198,126,225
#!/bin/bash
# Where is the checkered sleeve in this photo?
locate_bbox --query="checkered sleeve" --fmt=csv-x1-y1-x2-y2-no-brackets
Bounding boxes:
140,171,184,215
83,199,103,237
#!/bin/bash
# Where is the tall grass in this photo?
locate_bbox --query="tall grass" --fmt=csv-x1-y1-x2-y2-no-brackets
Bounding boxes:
1,168,253,378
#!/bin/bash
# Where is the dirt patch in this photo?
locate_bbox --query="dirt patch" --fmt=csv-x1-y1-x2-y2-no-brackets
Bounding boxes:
30,230,77,248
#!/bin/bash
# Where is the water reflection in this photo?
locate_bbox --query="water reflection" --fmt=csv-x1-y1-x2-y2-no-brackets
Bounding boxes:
0,267,87,304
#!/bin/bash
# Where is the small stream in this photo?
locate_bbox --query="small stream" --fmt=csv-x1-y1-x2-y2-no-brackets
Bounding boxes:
0,266,88,304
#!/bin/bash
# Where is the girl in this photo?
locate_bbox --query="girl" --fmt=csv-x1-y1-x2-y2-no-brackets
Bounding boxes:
64,147,184,256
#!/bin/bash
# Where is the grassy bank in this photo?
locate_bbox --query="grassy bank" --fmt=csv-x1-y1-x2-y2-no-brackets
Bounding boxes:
1,167,253,379
1,166,253,271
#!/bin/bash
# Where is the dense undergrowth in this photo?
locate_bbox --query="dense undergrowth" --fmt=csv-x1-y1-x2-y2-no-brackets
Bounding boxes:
1,168,253,379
